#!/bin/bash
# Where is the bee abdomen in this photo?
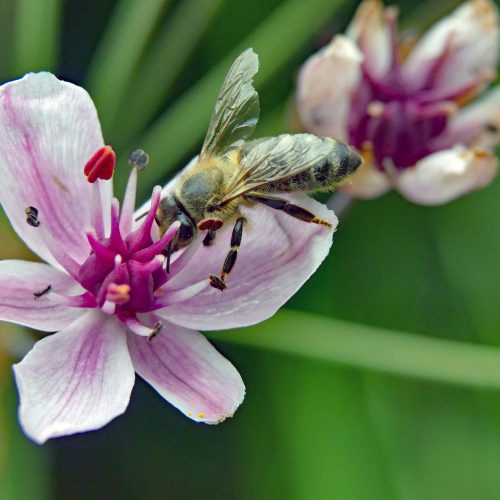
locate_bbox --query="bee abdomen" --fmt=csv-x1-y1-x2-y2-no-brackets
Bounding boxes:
260,140,362,194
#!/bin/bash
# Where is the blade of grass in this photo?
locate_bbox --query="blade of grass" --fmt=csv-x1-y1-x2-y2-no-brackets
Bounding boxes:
111,0,224,148
208,309,500,389
0,0,15,80
86,0,170,131
1,377,51,499
125,0,344,198
12,0,61,74
400,0,463,31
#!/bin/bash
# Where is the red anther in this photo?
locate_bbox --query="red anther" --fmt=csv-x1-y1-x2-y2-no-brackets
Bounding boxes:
84,146,116,183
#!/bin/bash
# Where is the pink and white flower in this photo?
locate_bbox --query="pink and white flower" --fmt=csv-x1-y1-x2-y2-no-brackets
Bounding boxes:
0,73,336,444
297,0,500,205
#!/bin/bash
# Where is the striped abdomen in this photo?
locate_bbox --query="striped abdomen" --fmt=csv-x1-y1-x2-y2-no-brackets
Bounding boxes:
257,141,362,194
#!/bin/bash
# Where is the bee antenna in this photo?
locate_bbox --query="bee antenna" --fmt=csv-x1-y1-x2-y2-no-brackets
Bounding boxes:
134,211,148,222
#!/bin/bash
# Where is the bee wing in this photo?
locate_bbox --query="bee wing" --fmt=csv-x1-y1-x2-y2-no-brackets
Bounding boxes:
199,48,260,160
218,134,340,203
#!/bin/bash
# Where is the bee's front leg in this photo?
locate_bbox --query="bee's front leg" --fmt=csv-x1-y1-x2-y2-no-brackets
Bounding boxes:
246,193,332,227
203,230,217,246
197,217,224,247
209,217,245,291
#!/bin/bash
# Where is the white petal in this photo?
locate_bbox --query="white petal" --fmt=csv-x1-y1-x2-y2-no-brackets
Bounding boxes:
128,324,244,424
340,158,391,199
441,86,500,149
158,194,336,331
0,73,107,267
0,260,83,331
404,0,499,91
13,310,134,443
346,0,392,77
297,35,363,141
396,146,498,205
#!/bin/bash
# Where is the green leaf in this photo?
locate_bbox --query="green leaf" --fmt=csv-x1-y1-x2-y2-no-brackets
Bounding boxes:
364,374,500,499
0,378,51,500
424,177,500,345
209,309,500,389
110,0,224,148
86,0,171,131
12,0,61,74
250,354,396,499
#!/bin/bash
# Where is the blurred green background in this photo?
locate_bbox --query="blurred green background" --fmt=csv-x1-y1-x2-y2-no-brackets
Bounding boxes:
1,0,500,498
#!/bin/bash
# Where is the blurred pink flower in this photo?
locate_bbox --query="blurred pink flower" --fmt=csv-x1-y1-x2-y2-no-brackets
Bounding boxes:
0,73,336,443
297,0,500,205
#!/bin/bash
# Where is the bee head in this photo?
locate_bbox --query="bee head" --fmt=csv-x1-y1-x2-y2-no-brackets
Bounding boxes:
157,194,196,250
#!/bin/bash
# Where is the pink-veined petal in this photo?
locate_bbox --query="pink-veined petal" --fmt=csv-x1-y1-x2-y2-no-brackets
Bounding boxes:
297,35,363,141
437,86,500,149
0,260,83,331
404,0,499,92
157,194,336,331
0,72,107,268
396,146,498,205
339,158,391,199
346,0,392,77
13,310,134,444
128,323,244,424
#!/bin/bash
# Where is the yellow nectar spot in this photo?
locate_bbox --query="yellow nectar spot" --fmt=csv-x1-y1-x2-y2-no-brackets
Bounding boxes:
187,412,192,417
115,284,130,294
473,149,492,159
198,412,205,419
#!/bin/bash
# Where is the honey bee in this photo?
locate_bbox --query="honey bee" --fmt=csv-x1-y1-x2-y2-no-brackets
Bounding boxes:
157,48,362,291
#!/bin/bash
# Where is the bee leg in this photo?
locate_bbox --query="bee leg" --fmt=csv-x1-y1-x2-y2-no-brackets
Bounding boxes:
246,194,332,228
203,229,217,246
209,217,245,291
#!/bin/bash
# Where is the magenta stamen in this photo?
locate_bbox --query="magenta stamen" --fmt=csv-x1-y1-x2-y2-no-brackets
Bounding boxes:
119,314,155,337
155,279,209,308
38,223,81,280
86,231,116,261
385,6,400,72
110,199,127,255
90,182,105,240
167,233,204,279
47,291,97,308
94,261,130,306
127,186,162,253
133,221,180,262
417,70,494,106
420,33,456,90
131,255,166,275
120,167,137,234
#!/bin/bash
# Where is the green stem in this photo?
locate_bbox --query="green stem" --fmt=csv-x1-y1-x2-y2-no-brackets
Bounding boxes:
208,309,500,389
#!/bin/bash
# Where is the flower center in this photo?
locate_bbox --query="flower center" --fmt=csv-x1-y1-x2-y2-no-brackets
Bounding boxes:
26,147,208,338
348,8,490,170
